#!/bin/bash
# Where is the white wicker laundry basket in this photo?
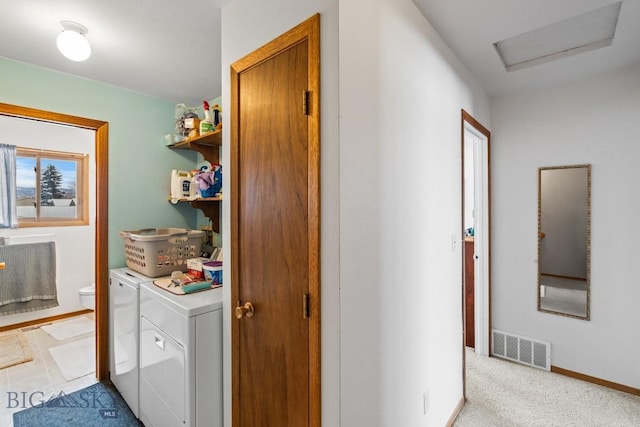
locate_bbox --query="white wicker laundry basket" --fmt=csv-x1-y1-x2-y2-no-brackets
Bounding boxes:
119,228,204,278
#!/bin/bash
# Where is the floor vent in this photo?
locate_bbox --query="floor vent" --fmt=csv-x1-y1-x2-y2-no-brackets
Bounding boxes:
492,329,551,371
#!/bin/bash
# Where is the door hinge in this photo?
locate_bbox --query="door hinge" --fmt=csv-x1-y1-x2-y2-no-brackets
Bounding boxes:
303,90,310,116
303,293,309,319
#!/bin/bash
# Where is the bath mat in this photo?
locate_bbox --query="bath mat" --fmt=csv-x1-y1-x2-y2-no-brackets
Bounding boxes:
41,317,94,341
49,337,95,381
0,331,33,370
13,381,143,427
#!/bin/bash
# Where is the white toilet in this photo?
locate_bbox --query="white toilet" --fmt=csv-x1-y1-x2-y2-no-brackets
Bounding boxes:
79,283,95,310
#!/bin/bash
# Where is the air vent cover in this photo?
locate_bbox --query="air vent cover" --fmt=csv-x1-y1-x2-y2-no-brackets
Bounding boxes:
492,329,551,371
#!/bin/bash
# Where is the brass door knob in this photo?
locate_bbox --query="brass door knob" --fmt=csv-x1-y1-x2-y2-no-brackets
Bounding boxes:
235,301,254,319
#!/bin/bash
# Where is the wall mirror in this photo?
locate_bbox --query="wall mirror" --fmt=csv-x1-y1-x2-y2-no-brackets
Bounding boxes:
538,164,591,320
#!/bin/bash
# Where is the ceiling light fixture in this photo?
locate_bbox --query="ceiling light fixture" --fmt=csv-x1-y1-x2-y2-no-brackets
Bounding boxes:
56,20,91,62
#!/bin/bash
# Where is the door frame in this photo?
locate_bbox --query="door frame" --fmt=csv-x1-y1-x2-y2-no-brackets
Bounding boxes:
229,14,321,427
461,110,491,385
0,102,109,380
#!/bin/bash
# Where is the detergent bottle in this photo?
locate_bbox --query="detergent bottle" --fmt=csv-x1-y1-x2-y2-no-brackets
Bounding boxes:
199,101,214,135
171,170,192,201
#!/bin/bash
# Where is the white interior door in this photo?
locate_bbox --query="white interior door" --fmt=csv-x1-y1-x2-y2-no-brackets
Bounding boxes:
463,117,490,357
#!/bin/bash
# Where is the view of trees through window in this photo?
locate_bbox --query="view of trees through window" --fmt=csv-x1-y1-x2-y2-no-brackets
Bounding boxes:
16,148,86,223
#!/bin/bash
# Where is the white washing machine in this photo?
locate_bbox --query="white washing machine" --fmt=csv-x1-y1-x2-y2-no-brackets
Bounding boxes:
109,267,153,418
139,280,223,427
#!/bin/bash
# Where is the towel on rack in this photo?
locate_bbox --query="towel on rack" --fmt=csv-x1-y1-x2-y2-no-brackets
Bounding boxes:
0,242,58,316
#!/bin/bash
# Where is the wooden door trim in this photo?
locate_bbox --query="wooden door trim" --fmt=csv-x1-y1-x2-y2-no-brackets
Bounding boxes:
0,102,109,380
230,13,321,427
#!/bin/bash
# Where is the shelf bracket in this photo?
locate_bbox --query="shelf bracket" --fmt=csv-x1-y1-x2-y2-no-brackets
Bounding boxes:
190,200,220,233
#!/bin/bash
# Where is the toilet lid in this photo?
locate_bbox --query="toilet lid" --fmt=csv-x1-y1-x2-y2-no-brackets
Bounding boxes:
79,286,95,295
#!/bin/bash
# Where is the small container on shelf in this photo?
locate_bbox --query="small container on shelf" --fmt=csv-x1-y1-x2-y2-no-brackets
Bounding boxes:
203,261,223,286
187,257,209,279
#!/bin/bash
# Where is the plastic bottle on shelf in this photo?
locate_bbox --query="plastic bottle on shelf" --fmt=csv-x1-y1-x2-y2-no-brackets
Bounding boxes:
212,104,222,129
190,171,200,199
199,100,214,135
171,170,192,202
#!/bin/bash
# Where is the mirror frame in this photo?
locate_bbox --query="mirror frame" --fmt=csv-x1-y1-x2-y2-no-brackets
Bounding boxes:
537,164,591,320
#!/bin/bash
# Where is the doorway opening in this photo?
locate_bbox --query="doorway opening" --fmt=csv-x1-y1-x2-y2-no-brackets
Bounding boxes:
0,102,109,384
461,110,491,392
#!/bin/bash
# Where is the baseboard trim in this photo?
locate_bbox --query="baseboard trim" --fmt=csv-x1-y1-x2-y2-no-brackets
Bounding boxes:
0,309,94,333
551,365,640,396
446,396,466,427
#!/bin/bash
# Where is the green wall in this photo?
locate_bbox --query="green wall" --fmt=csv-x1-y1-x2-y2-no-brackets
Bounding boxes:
0,57,199,268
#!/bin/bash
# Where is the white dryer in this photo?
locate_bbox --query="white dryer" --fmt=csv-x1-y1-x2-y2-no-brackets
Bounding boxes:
139,281,223,427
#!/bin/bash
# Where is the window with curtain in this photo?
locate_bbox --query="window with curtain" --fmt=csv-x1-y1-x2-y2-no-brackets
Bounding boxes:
0,144,18,228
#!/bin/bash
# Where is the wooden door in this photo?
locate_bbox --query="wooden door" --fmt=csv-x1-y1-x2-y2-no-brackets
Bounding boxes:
230,15,320,427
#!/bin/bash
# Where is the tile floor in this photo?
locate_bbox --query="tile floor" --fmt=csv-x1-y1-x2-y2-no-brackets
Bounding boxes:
0,314,97,427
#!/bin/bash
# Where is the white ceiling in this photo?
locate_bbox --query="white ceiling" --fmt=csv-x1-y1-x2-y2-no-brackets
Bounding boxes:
1,1,639,103
0,0,225,107
411,0,640,97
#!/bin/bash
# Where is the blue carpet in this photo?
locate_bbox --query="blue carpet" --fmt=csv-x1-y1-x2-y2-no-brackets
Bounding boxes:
13,381,142,427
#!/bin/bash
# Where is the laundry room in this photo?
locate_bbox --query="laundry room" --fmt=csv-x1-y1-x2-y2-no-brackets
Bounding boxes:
0,18,217,423
0,76,222,427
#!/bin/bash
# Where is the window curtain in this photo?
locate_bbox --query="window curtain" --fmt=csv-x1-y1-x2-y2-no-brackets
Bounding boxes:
0,144,18,228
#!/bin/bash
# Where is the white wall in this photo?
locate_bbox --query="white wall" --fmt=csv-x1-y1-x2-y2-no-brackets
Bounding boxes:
222,0,490,425
221,1,340,426
491,63,640,389
0,115,95,327
340,0,489,425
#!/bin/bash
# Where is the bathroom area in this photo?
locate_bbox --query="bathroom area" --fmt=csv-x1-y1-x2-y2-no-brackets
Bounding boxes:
0,114,98,426
0,313,98,425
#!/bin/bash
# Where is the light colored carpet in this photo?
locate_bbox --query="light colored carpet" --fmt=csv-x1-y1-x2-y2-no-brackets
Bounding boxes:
41,316,94,340
454,348,640,426
48,336,95,381
0,331,33,369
